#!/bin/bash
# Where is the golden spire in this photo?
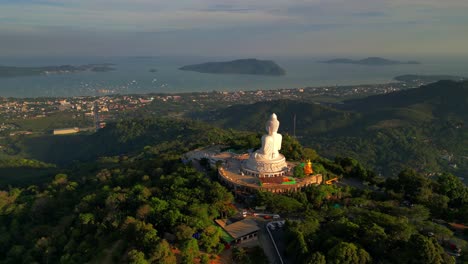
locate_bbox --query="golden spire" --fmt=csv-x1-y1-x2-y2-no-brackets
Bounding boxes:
304,159,313,175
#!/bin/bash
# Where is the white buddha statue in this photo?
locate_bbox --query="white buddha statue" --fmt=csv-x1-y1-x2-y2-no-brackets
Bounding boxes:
243,113,287,175
254,113,282,160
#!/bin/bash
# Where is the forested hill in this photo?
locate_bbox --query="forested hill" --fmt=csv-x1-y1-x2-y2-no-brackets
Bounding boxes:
0,64,115,78
16,118,233,165
190,80,468,178
343,80,468,119
179,59,286,76
320,57,419,65
1,117,466,263
189,100,357,134
191,80,467,134
0,94,467,262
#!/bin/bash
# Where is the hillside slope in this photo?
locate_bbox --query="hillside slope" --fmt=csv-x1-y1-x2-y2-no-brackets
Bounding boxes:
344,80,468,119
190,100,358,135
191,81,468,178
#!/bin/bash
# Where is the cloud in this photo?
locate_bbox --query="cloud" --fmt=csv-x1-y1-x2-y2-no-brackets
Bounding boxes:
0,1,295,32
0,0,467,56
1,0,466,32
353,11,386,17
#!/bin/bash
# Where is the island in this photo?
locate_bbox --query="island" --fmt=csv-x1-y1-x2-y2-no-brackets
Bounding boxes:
320,57,420,65
0,64,115,78
179,58,286,76
394,74,466,83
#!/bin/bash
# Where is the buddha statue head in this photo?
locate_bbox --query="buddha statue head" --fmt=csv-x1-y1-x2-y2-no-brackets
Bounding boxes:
265,113,280,135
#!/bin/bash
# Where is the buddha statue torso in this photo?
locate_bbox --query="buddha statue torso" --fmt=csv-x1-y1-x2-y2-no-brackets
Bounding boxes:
254,114,282,160
243,113,288,175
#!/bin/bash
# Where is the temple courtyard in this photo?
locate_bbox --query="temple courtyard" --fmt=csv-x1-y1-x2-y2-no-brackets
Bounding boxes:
186,113,323,193
185,146,322,194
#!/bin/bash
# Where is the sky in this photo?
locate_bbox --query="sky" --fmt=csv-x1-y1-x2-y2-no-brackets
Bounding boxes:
1,0,468,57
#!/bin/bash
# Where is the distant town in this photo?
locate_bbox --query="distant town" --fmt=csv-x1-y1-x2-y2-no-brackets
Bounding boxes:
0,79,431,136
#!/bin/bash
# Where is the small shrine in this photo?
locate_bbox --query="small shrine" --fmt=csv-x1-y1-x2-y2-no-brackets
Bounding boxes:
304,160,313,175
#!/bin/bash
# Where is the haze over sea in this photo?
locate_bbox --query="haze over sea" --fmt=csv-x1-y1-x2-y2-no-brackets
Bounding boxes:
1,55,467,98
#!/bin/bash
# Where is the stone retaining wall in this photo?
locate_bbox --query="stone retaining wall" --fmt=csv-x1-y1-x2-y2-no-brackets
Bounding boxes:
218,167,323,193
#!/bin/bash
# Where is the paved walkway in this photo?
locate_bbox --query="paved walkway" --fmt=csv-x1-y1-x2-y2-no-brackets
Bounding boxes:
255,218,283,264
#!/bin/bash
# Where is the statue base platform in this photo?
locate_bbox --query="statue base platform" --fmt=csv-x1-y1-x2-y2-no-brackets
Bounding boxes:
242,154,289,178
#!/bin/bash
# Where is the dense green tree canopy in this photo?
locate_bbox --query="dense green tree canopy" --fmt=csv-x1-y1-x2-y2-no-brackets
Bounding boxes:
0,115,467,264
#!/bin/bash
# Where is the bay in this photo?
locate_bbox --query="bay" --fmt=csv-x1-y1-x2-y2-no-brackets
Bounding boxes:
0,55,467,98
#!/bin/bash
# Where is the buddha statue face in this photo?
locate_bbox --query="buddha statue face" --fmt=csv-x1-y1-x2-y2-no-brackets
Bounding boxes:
265,113,280,135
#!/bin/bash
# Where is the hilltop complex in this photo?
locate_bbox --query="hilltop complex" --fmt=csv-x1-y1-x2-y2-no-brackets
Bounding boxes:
187,113,322,193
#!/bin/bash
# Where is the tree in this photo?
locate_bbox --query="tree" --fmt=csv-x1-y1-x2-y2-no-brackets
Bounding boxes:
331,218,360,240
313,163,327,175
303,148,319,161
437,173,468,206
149,240,176,264
308,251,326,264
286,229,308,262
270,195,302,213
233,247,249,264
175,224,195,242
426,194,449,218
180,239,199,264
406,234,445,264
305,185,340,208
150,197,169,213
256,191,302,213
327,242,371,264
299,217,320,237
208,182,234,217
200,254,210,264
350,163,368,180
361,223,387,256
130,184,152,205
200,225,222,253
51,173,68,187
78,213,95,225
136,204,152,220
281,135,304,161
294,164,306,178
121,217,159,251
128,249,149,264
385,169,435,204
245,134,261,149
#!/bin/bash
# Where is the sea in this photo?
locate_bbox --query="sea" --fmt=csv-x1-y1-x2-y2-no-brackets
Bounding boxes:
0,55,467,98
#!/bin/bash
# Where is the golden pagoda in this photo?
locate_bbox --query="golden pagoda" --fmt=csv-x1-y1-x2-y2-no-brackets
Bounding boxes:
304,159,313,175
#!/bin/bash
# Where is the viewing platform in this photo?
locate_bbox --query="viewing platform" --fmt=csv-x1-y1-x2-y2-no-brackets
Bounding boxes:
218,155,322,193
186,113,323,194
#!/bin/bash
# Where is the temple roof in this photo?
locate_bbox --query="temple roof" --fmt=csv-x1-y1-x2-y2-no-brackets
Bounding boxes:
215,218,259,239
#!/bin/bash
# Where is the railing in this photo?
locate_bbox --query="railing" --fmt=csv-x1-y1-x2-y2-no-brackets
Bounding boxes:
219,167,322,192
